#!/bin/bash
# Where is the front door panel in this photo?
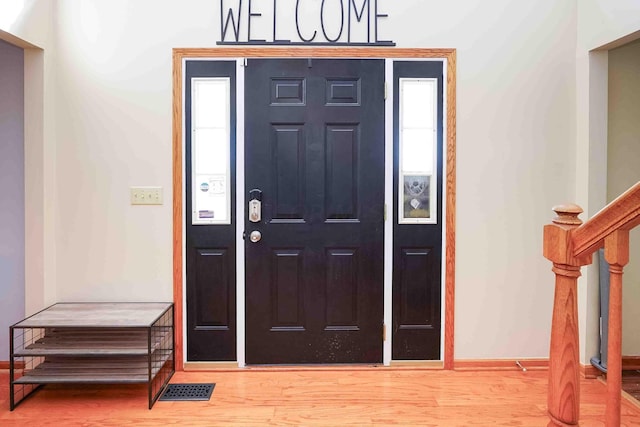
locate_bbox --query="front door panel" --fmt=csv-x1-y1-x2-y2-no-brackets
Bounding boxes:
245,59,385,364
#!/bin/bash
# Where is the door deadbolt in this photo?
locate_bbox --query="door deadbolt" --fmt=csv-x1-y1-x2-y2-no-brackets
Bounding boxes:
249,189,262,223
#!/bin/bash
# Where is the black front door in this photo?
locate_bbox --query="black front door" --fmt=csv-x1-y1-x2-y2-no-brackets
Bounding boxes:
245,59,385,364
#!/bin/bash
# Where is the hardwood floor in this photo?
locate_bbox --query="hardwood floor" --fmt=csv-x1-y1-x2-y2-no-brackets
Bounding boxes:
2,369,640,426
623,370,640,402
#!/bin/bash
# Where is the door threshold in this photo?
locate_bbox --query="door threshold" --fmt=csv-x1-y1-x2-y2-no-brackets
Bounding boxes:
245,364,384,370
184,362,240,371
389,360,444,369
184,362,444,371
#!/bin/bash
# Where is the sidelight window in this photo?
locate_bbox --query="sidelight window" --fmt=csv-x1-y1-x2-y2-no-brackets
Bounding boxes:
398,78,437,224
191,78,231,225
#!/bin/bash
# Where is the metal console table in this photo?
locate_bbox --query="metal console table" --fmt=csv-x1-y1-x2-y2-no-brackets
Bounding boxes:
9,302,174,410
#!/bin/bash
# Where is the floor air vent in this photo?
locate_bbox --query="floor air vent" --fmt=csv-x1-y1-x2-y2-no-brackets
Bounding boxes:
159,383,215,401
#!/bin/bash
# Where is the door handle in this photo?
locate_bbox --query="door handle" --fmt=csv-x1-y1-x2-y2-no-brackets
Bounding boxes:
249,230,262,243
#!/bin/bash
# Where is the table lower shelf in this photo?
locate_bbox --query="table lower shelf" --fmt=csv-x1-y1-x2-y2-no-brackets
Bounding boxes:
13,355,173,384
13,327,172,356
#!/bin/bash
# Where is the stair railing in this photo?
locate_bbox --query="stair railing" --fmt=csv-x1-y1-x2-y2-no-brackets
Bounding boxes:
544,181,640,426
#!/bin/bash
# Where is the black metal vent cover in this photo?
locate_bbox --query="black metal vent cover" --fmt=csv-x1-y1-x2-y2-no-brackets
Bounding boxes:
159,383,215,401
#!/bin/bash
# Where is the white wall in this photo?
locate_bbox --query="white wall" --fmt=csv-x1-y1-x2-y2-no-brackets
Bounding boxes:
608,39,640,356
0,39,25,360
43,0,578,359
578,0,640,51
2,0,58,316
575,0,640,364
46,0,576,358
1,0,53,46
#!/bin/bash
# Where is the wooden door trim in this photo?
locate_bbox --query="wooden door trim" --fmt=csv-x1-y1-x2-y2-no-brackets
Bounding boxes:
172,47,457,370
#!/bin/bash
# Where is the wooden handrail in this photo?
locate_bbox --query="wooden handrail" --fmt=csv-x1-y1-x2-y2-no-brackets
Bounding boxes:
544,181,640,427
572,182,640,257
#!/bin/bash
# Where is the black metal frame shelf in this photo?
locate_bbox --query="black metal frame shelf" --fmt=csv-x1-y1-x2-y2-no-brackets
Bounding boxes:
9,302,175,410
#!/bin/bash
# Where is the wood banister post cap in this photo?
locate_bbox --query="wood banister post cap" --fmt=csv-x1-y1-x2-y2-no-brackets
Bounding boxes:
544,204,590,266
552,204,583,226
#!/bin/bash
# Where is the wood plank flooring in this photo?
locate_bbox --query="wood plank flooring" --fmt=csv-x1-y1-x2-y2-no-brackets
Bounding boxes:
623,370,640,402
2,369,640,426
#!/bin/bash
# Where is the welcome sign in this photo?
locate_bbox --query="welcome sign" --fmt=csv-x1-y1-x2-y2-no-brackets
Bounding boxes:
218,0,394,45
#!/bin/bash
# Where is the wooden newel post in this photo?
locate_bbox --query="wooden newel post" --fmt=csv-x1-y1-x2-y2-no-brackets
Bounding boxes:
543,204,591,427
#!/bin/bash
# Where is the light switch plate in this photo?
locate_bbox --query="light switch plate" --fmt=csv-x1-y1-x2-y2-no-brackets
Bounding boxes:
130,186,163,205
